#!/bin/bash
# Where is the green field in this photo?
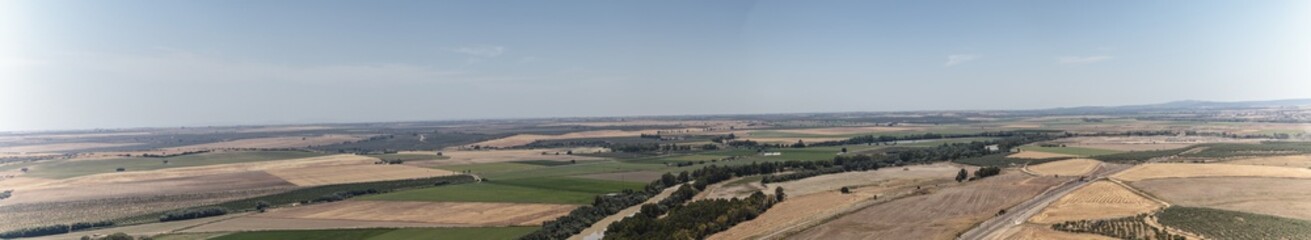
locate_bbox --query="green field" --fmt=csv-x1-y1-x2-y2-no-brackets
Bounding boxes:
359,177,643,204
22,151,327,179
208,227,537,240
436,162,545,174
1017,146,1121,157
479,160,667,180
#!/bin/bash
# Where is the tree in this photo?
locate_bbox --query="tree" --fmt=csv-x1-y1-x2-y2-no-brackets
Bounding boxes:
840,186,851,194
255,201,271,212
566,150,573,155
115,167,125,172
774,187,786,202
841,147,848,153
956,168,968,182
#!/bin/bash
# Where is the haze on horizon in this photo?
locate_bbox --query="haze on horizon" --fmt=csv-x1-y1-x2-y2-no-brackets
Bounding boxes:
2,0,1309,131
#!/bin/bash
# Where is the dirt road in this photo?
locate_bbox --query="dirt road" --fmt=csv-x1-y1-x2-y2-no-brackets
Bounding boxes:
957,163,1130,240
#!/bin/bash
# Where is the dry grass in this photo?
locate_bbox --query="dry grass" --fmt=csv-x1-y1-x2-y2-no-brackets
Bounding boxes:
708,178,941,240
181,217,455,233
172,134,369,150
25,213,249,240
265,165,456,186
1133,177,1311,221
1029,181,1164,224
0,142,143,153
1223,154,1311,168
1112,163,1311,181
17,154,377,190
1002,224,1116,240
791,172,1064,240
1026,159,1101,176
1009,151,1076,159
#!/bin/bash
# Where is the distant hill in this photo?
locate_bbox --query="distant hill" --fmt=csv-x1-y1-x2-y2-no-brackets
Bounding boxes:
1027,98,1311,114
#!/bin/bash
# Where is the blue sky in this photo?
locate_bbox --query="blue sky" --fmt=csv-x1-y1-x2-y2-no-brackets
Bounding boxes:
2,0,1309,131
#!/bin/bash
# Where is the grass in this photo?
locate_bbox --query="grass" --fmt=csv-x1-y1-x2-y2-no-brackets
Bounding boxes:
207,227,539,240
1017,146,1122,157
479,160,667,180
435,162,544,174
359,177,642,204
1185,142,1311,158
1090,147,1192,163
953,154,1072,167
23,151,327,179
513,160,579,166
1157,206,1311,240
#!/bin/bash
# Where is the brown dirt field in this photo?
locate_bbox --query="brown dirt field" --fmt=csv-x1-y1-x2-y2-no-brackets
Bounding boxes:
18,154,378,190
1028,181,1163,224
181,217,456,233
1223,154,1311,168
710,179,942,240
0,142,143,153
258,200,574,226
767,164,965,197
1112,163,1311,181
264,164,456,186
1026,159,1101,176
418,148,606,167
1008,151,1077,159
790,172,1064,240
1133,177,1311,221
768,126,919,136
171,134,369,150
1001,224,1116,240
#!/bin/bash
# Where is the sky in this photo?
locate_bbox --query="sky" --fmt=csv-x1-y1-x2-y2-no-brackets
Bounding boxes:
2,0,1309,131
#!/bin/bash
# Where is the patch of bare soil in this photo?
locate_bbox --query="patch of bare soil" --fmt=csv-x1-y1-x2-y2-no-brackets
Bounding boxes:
1132,177,1311,221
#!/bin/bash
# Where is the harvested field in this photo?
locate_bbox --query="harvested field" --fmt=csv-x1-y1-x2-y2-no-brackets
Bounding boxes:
791,172,1064,240
1009,151,1077,159
258,200,574,226
19,154,376,190
1029,181,1164,224
1003,224,1116,240
0,142,142,153
420,148,605,167
1017,146,1122,157
1112,163,1311,181
1223,154,1311,168
173,134,370,150
1026,159,1101,176
1055,136,1260,152
182,217,457,233
25,213,249,240
763,163,963,197
206,227,538,240
709,179,937,240
265,164,456,186
1133,177,1311,221
20,151,327,179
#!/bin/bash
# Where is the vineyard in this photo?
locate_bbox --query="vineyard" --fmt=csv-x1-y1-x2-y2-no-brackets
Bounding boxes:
1050,214,1184,240
1156,206,1311,240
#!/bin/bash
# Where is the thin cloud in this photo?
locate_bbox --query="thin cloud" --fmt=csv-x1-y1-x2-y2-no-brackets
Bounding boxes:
945,54,980,67
450,45,507,58
1058,55,1114,64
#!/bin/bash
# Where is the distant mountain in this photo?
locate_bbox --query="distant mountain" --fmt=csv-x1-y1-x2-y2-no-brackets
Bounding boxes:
1029,98,1311,114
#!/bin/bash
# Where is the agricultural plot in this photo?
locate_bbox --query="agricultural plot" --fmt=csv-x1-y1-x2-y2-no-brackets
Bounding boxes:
0,142,143,153
359,177,643,204
1017,146,1122,157
1025,159,1101,176
953,154,1070,167
1132,177,1311,221
1050,213,1184,240
257,200,574,226
478,160,666,180
207,227,539,240
1008,151,1077,159
20,151,327,179
368,153,449,162
171,134,369,149
424,148,606,167
792,172,1064,240
1004,224,1116,240
264,164,457,186
1223,154,1311,168
1029,181,1164,224
435,162,545,175
1112,163,1311,181
1157,206,1311,240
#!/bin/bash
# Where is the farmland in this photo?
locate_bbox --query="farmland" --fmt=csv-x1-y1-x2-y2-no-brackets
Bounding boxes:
1029,181,1163,224
1017,146,1122,157
1132,177,1311,221
1112,163,1311,181
1025,159,1101,176
359,177,644,204
1157,206,1311,240
18,151,327,179
207,227,539,240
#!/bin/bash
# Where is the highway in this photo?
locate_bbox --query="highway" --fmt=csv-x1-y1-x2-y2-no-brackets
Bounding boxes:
956,163,1130,240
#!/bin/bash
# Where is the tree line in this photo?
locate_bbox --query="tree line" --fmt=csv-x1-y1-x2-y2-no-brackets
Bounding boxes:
0,221,113,239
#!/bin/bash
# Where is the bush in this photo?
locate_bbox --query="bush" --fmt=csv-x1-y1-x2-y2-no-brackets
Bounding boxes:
973,166,1001,179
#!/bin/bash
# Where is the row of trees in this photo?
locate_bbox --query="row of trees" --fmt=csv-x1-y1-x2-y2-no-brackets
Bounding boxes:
765,133,1060,184
604,191,780,239
159,207,228,222
0,221,114,239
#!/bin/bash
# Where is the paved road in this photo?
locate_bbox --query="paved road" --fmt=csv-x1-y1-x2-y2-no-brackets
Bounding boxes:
956,163,1130,240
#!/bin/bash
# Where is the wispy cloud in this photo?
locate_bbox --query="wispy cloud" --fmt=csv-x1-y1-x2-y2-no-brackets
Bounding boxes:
1057,55,1114,64
945,54,980,67
449,45,507,62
